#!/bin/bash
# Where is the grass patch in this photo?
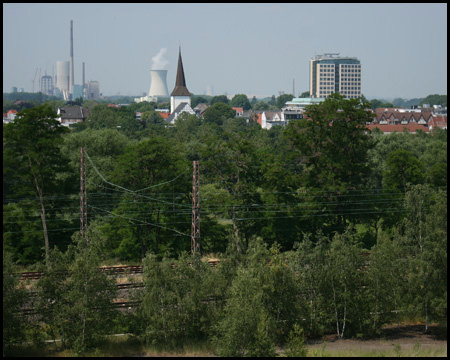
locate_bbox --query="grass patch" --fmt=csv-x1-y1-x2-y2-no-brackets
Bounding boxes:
10,335,218,357
304,341,447,357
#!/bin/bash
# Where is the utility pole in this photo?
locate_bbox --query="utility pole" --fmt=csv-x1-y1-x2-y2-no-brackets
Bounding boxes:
191,160,200,255
80,147,88,242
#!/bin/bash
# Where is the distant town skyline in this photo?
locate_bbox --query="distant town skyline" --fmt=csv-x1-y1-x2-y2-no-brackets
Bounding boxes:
3,3,447,99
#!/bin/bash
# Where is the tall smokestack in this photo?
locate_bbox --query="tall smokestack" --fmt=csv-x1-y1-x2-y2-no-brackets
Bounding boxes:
82,62,85,99
69,20,74,96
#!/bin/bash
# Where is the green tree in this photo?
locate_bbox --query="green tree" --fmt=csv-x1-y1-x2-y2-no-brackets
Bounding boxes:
276,93,294,109
3,104,70,263
383,148,425,192
65,231,118,352
140,110,164,128
190,95,208,108
420,94,447,107
284,93,374,231
230,93,251,110
299,91,310,98
209,95,229,105
366,230,405,334
283,324,308,357
3,250,27,355
252,101,270,110
136,252,215,349
268,95,276,106
3,202,45,264
213,240,278,357
291,233,329,337
202,102,235,126
107,137,190,259
369,99,383,110
85,104,121,129
394,185,447,332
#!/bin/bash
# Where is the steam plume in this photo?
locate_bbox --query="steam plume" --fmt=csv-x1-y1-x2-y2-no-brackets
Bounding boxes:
151,48,169,70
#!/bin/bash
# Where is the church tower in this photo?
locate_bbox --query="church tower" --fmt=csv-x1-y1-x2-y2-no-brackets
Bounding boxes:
170,47,191,113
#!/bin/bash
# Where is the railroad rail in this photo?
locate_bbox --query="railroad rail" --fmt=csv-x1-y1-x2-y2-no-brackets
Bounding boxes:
18,260,220,281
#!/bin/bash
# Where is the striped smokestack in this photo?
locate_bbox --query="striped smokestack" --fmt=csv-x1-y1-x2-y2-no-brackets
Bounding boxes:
69,20,74,96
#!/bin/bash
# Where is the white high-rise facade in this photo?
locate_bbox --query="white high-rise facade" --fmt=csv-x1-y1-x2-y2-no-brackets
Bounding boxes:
310,54,361,99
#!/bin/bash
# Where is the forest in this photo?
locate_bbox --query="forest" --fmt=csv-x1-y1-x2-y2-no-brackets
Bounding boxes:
3,94,447,356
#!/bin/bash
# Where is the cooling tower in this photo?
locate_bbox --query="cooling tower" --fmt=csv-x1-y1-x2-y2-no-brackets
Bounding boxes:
56,61,70,92
149,70,169,97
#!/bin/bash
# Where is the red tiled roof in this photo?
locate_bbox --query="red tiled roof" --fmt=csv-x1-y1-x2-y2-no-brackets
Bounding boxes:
429,115,448,128
366,124,430,133
158,112,170,119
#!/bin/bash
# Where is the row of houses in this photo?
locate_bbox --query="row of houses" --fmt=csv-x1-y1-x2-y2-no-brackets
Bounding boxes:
4,104,447,133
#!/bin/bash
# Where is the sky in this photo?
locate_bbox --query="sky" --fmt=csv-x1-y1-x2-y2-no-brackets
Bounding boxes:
3,3,447,100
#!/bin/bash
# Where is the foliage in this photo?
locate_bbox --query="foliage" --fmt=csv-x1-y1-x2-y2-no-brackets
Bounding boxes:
3,104,72,263
393,185,447,332
136,252,213,349
420,94,447,107
276,93,294,109
191,95,209,108
383,149,425,192
251,100,270,110
214,239,298,356
283,324,308,357
3,250,27,355
33,229,118,353
2,93,447,353
209,95,229,105
299,91,310,98
285,93,375,232
230,93,251,110
202,102,236,125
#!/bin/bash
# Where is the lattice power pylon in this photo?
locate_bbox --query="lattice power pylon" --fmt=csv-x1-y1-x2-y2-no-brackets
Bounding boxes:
80,147,88,241
191,160,200,255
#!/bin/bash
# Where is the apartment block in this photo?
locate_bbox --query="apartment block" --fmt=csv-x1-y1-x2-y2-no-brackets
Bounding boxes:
310,54,361,99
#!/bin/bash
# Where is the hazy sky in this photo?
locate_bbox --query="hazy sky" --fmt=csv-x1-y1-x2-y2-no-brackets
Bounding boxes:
3,3,447,99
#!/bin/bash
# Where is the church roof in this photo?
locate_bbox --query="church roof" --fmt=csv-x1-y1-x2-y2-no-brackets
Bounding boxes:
170,47,191,97
167,102,194,123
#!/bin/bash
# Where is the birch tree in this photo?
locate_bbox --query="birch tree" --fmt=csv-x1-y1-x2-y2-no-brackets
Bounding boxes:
3,104,70,264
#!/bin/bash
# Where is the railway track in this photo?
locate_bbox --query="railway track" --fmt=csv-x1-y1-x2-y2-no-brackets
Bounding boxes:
19,260,220,281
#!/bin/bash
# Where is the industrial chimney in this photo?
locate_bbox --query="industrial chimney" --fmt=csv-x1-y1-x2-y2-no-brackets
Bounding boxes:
148,70,169,98
69,20,74,96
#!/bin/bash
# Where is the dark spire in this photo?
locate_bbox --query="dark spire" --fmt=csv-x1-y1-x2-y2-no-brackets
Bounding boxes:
170,46,190,96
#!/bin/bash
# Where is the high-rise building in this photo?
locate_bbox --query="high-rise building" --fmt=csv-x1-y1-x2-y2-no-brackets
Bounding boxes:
309,54,361,99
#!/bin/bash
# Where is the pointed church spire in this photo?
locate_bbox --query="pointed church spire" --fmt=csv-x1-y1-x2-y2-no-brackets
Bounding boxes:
170,46,190,96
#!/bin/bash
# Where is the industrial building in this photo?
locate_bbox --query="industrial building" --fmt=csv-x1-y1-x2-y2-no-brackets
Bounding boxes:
310,53,361,99
40,75,53,96
85,80,100,100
